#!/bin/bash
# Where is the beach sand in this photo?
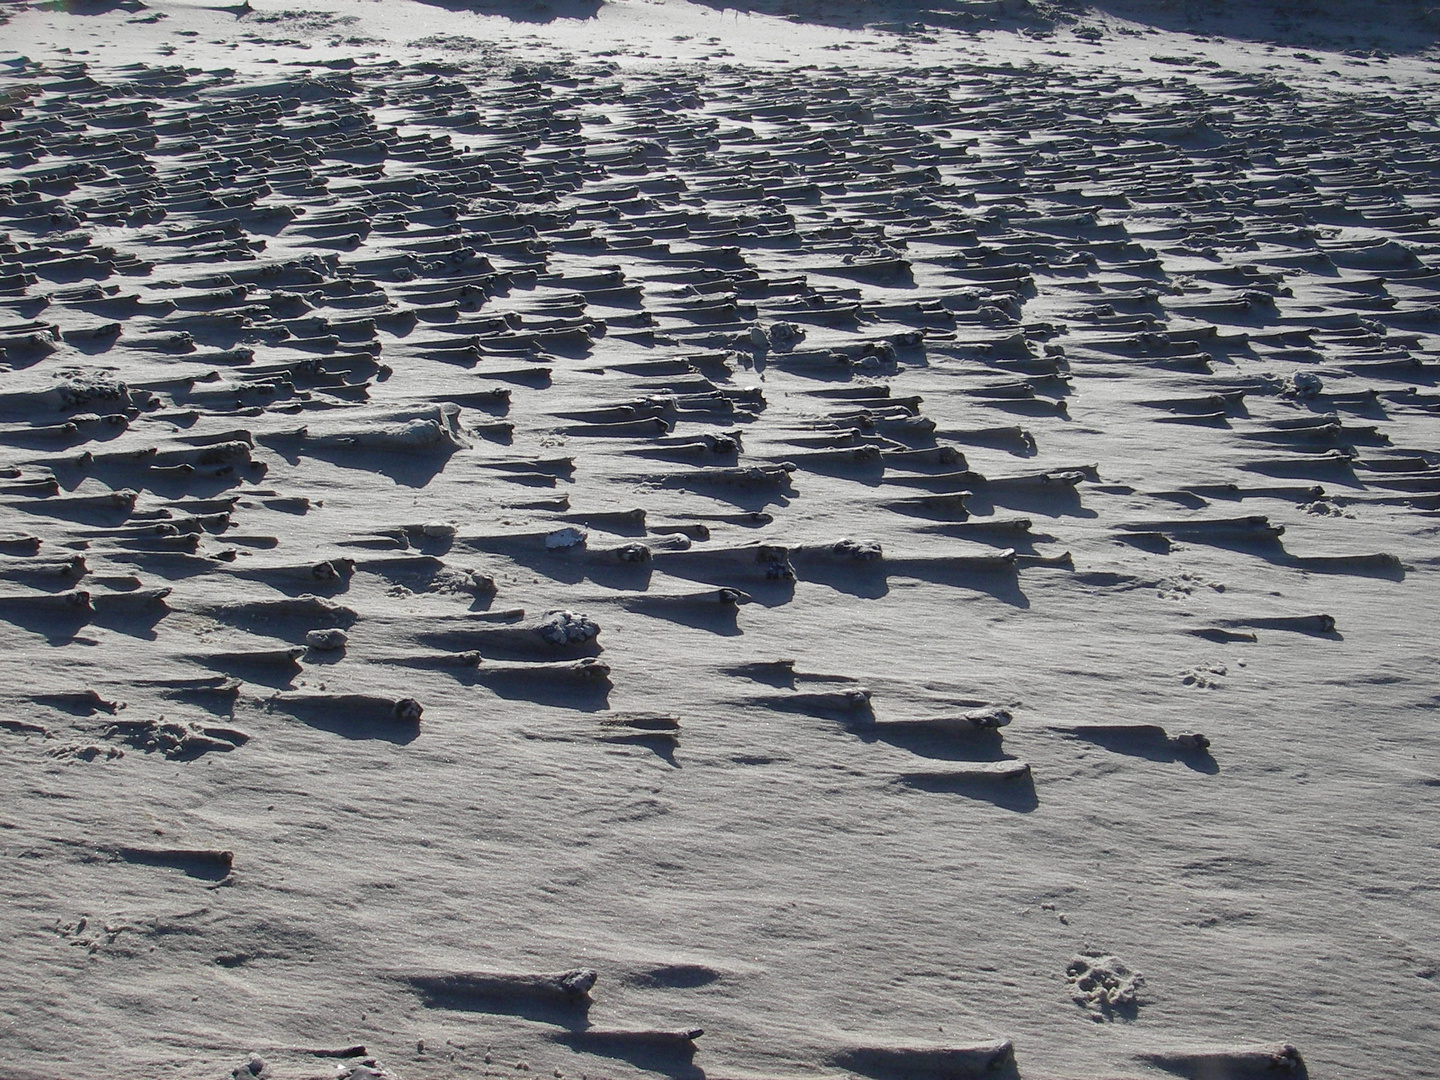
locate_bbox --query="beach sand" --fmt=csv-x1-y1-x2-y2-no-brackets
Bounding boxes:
1,1,1438,1077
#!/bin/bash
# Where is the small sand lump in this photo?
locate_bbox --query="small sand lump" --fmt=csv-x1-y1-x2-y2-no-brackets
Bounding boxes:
305,628,349,650
539,610,600,645
393,698,424,723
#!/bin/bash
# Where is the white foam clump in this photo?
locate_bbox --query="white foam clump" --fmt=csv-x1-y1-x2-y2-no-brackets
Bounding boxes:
539,610,599,645
545,526,588,549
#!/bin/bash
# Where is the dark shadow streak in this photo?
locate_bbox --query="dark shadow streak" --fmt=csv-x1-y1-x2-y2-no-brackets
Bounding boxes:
267,700,420,744
411,986,593,1026
599,732,679,766
1061,729,1219,775
456,668,611,712
854,724,1010,763
113,847,232,882
895,770,1039,813
551,1031,703,1080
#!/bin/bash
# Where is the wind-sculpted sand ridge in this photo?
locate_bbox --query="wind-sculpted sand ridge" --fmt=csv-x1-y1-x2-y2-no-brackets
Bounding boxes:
0,5,1436,1079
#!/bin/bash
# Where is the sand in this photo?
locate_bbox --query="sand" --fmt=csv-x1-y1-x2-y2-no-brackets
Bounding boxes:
1,1,1438,1078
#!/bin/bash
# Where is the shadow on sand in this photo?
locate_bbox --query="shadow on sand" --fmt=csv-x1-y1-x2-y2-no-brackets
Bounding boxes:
689,0,1438,51
414,0,603,23
1087,0,1438,52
